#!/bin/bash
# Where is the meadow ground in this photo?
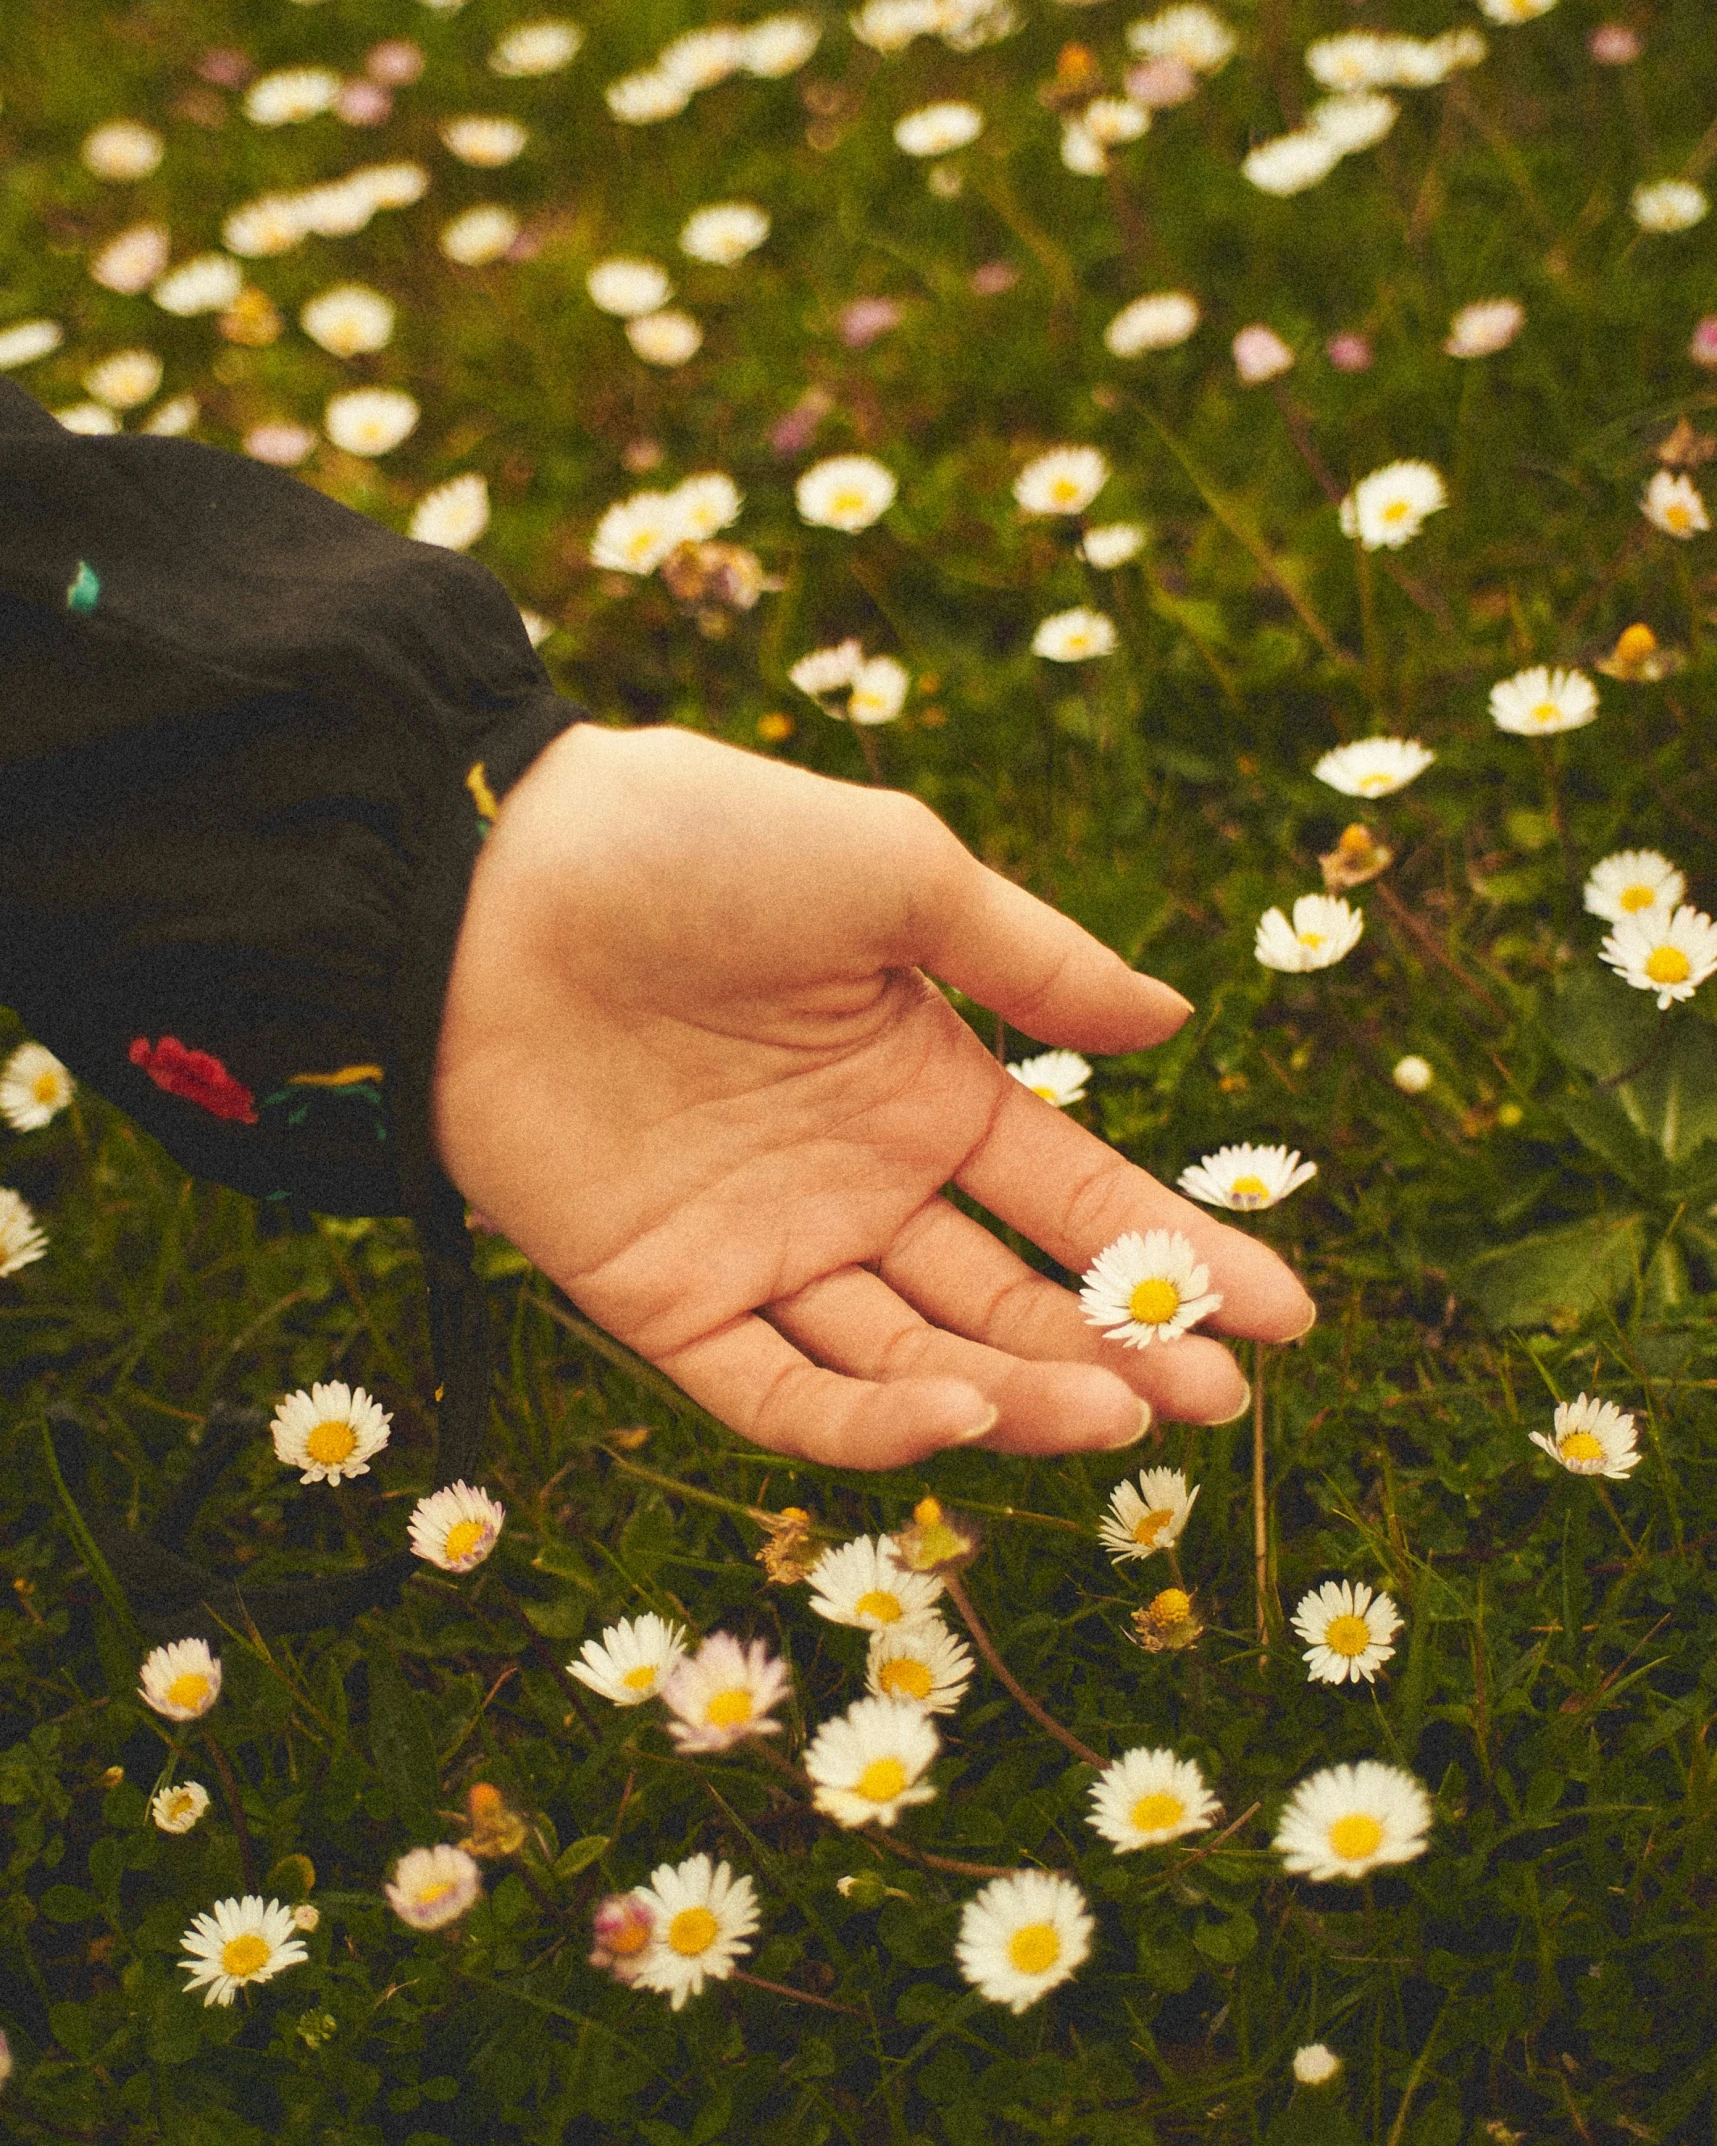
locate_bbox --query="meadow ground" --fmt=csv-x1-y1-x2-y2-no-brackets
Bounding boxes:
3,0,1717,2141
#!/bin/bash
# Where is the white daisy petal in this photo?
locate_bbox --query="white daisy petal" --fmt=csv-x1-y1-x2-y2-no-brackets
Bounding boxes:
1273,1761,1431,1882
1177,1143,1316,1212
631,1854,760,2009
1313,737,1435,798
1289,1578,1402,1685
1254,894,1364,972
178,1896,308,2006
1098,1468,1198,1563
956,1870,1093,2011
661,1632,792,1752
386,1844,483,1929
1087,1746,1219,1849
807,1537,943,1629
0,1044,74,1131
269,1380,392,1485
1488,664,1599,737
139,1638,222,1721
1527,1393,1641,1478
407,1481,505,1571
865,1615,975,1713
805,1694,940,1827
568,1613,691,1704
1006,1050,1091,1107
1583,850,1686,925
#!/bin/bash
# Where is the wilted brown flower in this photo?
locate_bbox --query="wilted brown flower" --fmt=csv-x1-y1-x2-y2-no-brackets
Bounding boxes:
659,539,767,616
755,1504,819,1584
460,1781,529,1859
1039,42,1105,110
218,287,283,347
1132,1586,1203,1652
891,1495,982,1578
1595,621,1684,683
1320,822,1394,893
1656,416,1716,469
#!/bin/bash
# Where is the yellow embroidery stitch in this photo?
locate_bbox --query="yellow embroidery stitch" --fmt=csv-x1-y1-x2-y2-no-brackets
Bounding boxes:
466,762,500,821
287,1065,385,1088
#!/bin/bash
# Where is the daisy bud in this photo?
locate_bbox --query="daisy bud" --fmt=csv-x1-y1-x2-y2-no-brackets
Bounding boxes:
1392,1055,1433,1094
460,1782,530,1858
1232,323,1295,385
891,1496,982,1577
1293,2042,1343,2085
589,1892,656,1981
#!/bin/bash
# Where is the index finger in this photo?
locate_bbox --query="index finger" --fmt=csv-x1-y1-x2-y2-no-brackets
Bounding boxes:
955,1080,1317,1343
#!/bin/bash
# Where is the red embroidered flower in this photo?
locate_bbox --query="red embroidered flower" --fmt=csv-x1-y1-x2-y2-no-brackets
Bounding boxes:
128,1036,258,1124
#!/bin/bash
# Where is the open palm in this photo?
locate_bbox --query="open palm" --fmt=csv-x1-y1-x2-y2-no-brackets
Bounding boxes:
433,725,1315,1468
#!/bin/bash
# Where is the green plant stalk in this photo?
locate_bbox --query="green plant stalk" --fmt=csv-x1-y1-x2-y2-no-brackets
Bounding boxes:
38,1414,136,1637
942,1571,1103,1769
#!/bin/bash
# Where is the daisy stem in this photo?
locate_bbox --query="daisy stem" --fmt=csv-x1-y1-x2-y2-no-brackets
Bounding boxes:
1675,548,1702,660
1595,1482,1640,1558
941,1571,1103,1769
1355,538,1382,719
202,1730,259,1891
853,721,884,785
872,1834,1025,1882
1252,1342,1271,1654
730,1967,865,2018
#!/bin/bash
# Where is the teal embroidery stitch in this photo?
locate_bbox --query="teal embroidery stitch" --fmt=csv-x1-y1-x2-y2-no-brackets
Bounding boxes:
65,560,101,612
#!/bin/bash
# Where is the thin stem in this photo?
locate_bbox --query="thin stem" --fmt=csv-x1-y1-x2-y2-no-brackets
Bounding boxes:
853,722,883,784
1356,538,1382,716
1595,1482,1640,1558
1676,548,1703,661
1253,1342,1270,1652
202,1731,259,1891
942,1572,1104,1769
873,1833,1030,1882
730,1968,864,2017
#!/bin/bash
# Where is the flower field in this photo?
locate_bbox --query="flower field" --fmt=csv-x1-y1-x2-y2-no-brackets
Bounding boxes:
4,0,1717,2141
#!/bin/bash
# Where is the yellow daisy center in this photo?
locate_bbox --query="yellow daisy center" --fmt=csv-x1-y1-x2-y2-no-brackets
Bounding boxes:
1614,624,1657,663
1298,930,1326,949
854,1588,904,1624
704,1686,754,1729
621,1663,658,1691
305,1418,357,1467
166,1792,196,1819
832,489,866,517
1328,1813,1384,1862
1229,1174,1269,1202
1151,1587,1191,1623
1619,883,1659,913
1381,499,1410,523
1666,504,1691,532
166,1672,211,1711
668,1906,719,1956
857,1757,910,1803
1030,1082,1059,1101
415,1878,459,1907
1645,946,1691,986
1358,773,1391,796
442,1518,489,1564
1051,479,1080,504
1130,1790,1186,1834
1531,701,1560,726
878,1657,934,1702
220,1933,272,1979
1128,1278,1181,1327
33,1072,61,1102
1558,1430,1605,1464
1324,1613,1372,1658
1007,1922,1061,1974
1131,1507,1174,1546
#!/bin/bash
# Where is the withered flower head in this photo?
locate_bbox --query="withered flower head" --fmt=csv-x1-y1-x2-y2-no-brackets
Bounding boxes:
589,1891,655,1982
1039,42,1105,110
460,1781,530,1858
1595,621,1684,683
659,539,767,615
755,1505,819,1584
1320,822,1394,893
1657,416,1717,469
218,287,284,347
891,1496,982,1577
1131,1585,1203,1652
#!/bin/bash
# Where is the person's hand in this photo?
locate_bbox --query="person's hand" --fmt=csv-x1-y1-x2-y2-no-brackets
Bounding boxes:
432,725,1315,1469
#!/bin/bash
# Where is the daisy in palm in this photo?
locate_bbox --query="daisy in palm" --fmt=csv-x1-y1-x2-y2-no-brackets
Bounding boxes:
1529,1395,1639,1478
1098,1468,1197,1563
1602,905,1717,1007
661,1633,791,1752
1274,1761,1431,1882
1291,1578,1402,1685
804,1695,939,1827
631,1855,759,2008
1080,1230,1222,1348
865,1616,974,1713
956,1871,1093,2012
270,1380,391,1485
1313,738,1435,798
807,1536,942,1629
568,1613,691,1704
1178,1144,1316,1212
179,1896,308,2005
1583,851,1685,924
1086,1746,1219,1850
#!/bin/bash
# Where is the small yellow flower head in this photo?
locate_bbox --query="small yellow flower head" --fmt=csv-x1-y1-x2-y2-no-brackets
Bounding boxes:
1132,1587,1203,1652
1320,822,1394,892
755,1505,820,1584
1596,622,1682,683
892,1496,983,1577
460,1781,530,1858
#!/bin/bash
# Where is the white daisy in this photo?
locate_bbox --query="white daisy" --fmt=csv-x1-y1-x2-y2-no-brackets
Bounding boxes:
1392,1054,1433,1094
489,20,584,76
1488,664,1599,736
151,1781,211,1834
1104,290,1200,355
587,258,673,318
1085,98,1150,148
1294,2044,1343,2085
82,349,162,411
1086,1746,1219,1850
324,387,420,457
1339,461,1447,550
440,115,528,166
0,321,63,371
796,454,897,531
666,471,741,539
349,161,431,211
1307,93,1398,157
1125,4,1236,73
440,205,520,265
1304,32,1401,90
626,310,703,366
661,1632,792,1752
1014,445,1109,517
1630,180,1708,234
269,1380,392,1485
1080,522,1145,568
82,120,164,180
139,1638,222,1721
743,14,821,74
244,68,341,125
245,421,317,467
865,1616,975,1713
295,180,376,239
385,1843,482,1930
0,1044,74,1130
1313,737,1435,798
956,1870,1093,2012
1243,132,1341,197
1079,1228,1222,1348
1274,1761,1432,1882
1602,905,1717,1007
55,405,120,438
681,202,770,265
631,1855,759,2010
1060,120,1109,176
1097,1468,1198,1563
805,1695,940,1828
1583,851,1685,925
852,0,939,52
894,102,984,157
849,654,911,724
1444,298,1524,358
1232,323,1296,383
1291,1578,1403,1685
140,395,197,438
1007,1049,1091,1106
568,1613,691,1704
222,196,310,258
300,285,394,358
407,1480,505,1571
659,27,748,92
590,492,687,575
92,225,171,292
152,254,244,318
179,1896,308,2006
1528,1393,1640,1478
1178,1143,1316,1212
807,1537,943,1630
410,473,490,552
605,72,691,124
1641,470,1710,539
1477,0,1556,18
1033,607,1117,661
1254,893,1365,972
790,640,864,697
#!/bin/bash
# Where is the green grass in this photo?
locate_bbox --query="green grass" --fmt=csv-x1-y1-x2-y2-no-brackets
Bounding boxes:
5,0,1717,2140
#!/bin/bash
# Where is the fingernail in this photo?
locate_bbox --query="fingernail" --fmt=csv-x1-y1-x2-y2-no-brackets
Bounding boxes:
1214,1382,1250,1425
1106,1398,1153,1448
1285,1300,1318,1342
953,1404,1000,1445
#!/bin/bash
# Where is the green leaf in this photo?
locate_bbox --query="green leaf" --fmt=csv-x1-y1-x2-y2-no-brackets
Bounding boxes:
39,1883,99,1922
553,1834,609,1879
1551,968,1717,1163
1192,1910,1257,1964
1461,1211,1647,1328
50,2000,93,2056
366,1652,439,1840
